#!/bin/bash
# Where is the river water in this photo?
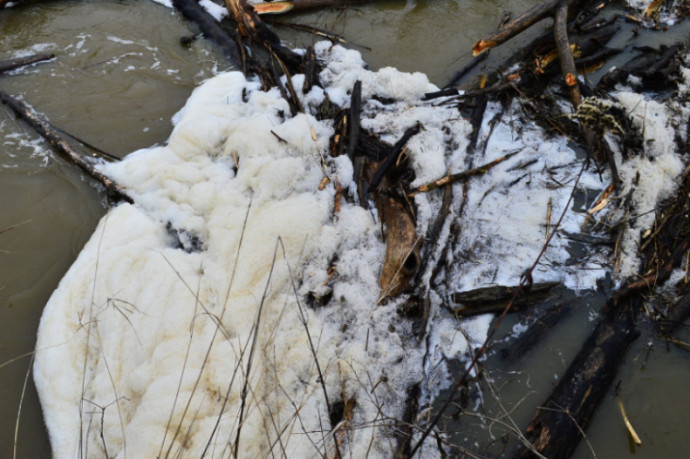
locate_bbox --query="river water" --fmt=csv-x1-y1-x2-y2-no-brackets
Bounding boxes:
0,0,688,457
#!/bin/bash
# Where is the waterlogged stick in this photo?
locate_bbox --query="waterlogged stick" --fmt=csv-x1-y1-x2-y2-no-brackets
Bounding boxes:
409,150,519,195
0,91,132,203
0,53,54,74
616,398,642,445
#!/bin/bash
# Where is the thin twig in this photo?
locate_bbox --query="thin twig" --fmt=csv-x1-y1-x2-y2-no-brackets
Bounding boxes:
409,151,519,195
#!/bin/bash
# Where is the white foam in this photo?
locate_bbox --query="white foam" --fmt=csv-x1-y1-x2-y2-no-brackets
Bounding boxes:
34,42,640,457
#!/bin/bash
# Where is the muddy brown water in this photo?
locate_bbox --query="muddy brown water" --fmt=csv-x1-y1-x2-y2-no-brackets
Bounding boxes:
0,0,689,457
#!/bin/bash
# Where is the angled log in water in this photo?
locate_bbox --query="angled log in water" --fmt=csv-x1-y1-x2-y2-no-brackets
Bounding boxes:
0,91,132,203
472,0,588,56
514,296,641,459
0,53,54,74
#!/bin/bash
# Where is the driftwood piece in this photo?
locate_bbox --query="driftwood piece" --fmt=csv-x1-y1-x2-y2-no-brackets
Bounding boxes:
0,91,131,203
513,296,641,458
348,80,361,160
224,0,280,45
0,53,54,74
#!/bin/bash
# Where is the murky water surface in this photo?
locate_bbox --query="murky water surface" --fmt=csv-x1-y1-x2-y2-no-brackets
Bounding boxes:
1,0,689,457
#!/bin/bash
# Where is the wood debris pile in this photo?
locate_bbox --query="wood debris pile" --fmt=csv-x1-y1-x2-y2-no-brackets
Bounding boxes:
2,0,690,457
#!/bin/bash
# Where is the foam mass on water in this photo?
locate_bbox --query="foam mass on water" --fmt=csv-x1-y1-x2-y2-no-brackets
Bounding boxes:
33,40,688,457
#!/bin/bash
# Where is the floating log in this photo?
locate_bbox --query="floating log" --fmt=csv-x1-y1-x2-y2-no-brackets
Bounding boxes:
0,53,54,74
0,91,131,203
514,296,641,458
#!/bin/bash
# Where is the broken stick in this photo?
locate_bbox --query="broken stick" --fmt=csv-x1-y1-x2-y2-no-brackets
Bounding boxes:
409,150,519,195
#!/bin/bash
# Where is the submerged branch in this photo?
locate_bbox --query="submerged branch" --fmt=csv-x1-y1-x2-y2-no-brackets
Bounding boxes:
0,91,132,203
0,53,54,74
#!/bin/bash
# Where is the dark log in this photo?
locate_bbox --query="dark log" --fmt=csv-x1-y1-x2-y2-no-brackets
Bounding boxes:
598,44,684,90
394,383,421,459
0,91,132,203
513,296,641,459
0,53,54,74
172,0,242,66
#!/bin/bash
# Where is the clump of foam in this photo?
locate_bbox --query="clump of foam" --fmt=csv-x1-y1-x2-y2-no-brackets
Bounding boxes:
34,41,624,458
610,92,686,279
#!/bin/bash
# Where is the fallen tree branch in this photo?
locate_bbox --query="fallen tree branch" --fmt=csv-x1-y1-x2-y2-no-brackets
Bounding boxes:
0,53,54,74
0,91,131,203
513,296,641,458
472,0,587,56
